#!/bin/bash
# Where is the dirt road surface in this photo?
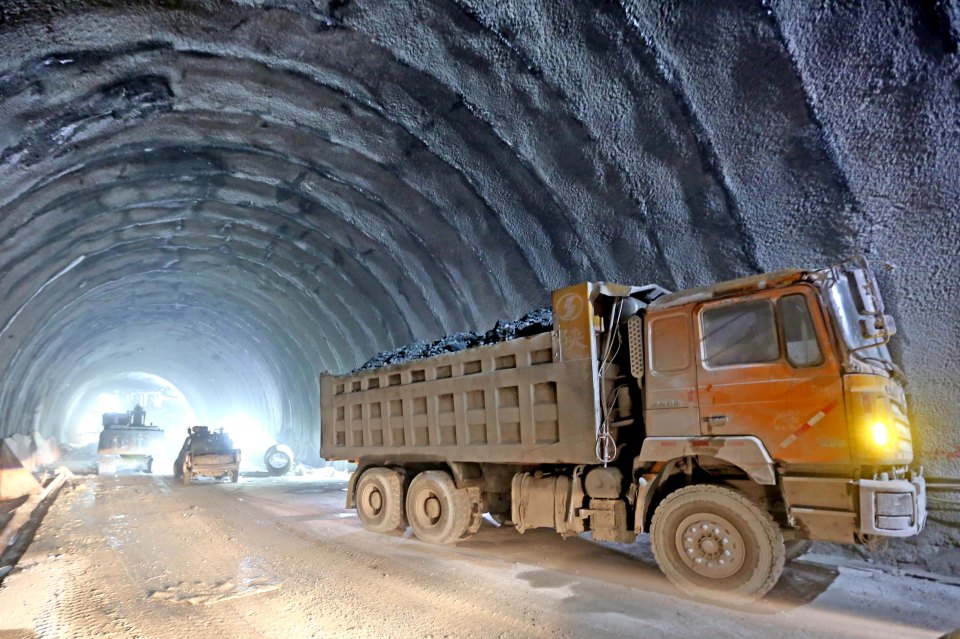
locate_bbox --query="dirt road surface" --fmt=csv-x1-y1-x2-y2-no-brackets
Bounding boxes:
1,473,958,639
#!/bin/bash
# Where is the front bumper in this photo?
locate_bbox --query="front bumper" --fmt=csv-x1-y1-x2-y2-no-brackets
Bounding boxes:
858,475,927,537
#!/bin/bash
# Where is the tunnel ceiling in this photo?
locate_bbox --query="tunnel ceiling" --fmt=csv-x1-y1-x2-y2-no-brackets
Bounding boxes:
0,0,958,469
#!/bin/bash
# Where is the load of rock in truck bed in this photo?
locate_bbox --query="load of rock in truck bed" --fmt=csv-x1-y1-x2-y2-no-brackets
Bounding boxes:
356,307,553,371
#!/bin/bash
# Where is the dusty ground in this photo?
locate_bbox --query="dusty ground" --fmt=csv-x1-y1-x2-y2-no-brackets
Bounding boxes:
1,473,958,639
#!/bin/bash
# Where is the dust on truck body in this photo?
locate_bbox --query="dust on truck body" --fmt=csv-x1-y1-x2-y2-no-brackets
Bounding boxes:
320,258,926,600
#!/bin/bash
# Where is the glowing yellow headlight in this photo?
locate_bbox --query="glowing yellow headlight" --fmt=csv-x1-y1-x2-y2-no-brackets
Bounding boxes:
870,421,891,448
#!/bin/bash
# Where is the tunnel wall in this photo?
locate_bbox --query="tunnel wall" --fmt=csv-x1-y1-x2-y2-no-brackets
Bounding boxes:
0,1,957,485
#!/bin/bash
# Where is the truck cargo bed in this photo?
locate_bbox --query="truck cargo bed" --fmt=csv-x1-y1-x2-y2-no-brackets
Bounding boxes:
320,331,603,465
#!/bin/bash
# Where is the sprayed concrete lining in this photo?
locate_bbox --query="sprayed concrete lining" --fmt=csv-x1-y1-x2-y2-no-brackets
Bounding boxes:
0,0,957,499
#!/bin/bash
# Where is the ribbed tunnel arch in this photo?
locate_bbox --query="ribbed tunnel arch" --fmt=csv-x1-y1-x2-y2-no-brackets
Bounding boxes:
0,0,958,476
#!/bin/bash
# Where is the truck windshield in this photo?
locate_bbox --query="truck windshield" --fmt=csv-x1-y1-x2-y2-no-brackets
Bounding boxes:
824,266,893,367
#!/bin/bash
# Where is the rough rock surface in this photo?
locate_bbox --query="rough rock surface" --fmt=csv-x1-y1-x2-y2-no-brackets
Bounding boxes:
0,0,958,557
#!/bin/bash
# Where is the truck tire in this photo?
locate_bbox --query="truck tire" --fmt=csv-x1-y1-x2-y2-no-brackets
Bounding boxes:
405,470,471,545
650,484,785,602
181,464,192,486
356,468,406,534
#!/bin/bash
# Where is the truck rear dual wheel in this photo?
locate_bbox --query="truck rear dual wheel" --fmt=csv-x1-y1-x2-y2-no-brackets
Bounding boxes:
650,484,785,602
405,471,471,545
356,468,406,534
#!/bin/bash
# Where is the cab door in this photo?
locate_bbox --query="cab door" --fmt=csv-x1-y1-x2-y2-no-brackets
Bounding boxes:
694,287,848,464
644,308,700,437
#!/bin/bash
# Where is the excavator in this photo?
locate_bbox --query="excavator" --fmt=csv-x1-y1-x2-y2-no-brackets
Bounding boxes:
97,404,163,475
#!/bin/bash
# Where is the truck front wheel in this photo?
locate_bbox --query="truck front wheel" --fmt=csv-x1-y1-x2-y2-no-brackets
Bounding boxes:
405,471,471,544
356,468,406,534
650,484,785,601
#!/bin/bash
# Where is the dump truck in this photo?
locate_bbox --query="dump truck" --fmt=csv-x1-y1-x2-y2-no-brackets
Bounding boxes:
173,426,241,484
319,257,926,600
97,404,163,474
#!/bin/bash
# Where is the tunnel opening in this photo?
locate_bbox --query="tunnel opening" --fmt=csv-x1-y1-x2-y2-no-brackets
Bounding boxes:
62,372,197,448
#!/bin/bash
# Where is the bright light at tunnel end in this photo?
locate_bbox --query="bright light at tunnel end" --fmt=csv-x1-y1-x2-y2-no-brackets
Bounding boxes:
96,393,123,413
219,413,277,458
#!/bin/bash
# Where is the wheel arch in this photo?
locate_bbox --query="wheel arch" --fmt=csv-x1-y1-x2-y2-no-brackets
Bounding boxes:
636,436,777,485
635,458,684,533
635,449,782,534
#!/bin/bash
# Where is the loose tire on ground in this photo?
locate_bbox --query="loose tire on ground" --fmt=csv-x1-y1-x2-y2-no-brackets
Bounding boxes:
650,484,785,602
405,470,471,544
355,468,406,534
264,444,294,476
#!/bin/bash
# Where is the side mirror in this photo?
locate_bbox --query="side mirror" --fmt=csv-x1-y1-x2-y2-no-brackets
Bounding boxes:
859,314,897,339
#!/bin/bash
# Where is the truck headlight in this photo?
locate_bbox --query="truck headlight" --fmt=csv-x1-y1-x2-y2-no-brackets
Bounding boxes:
869,421,893,449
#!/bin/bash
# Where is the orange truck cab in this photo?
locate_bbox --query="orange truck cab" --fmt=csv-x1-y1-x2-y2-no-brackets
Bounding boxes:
634,256,925,546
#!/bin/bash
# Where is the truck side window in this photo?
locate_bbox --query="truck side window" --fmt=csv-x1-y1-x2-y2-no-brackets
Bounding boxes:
650,315,690,372
701,300,779,367
778,294,823,367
